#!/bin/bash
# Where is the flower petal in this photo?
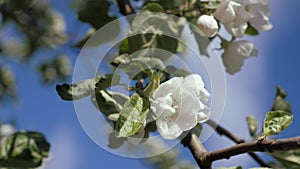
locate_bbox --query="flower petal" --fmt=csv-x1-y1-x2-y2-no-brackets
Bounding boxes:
156,118,182,139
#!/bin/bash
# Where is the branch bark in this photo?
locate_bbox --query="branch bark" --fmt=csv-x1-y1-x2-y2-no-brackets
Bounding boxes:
183,130,300,168
116,0,135,16
202,136,300,164
181,131,212,169
206,119,270,167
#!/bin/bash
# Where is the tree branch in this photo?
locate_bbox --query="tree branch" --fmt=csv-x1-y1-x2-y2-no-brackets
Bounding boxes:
116,0,135,16
181,131,212,169
206,119,270,167
202,136,300,164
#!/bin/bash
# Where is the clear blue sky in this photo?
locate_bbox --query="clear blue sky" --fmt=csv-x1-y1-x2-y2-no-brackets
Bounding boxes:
2,1,300,168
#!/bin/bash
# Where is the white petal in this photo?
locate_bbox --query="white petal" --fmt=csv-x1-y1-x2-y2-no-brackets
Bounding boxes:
197,102,211,123
248,3,273,31
150,93,175,118
215,1,241,24
156,118,183,139
183,74,205,97
175,95,198,130
152,77,183,99
222,40,258,74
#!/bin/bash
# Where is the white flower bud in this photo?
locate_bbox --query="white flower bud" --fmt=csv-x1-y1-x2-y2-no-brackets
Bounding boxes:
197,15,219,37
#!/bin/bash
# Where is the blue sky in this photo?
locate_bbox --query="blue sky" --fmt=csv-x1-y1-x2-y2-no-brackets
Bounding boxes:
1,1,300,169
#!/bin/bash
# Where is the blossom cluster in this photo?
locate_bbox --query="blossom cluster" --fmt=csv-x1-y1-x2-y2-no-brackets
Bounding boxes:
150,74,210,139
196,0,272,74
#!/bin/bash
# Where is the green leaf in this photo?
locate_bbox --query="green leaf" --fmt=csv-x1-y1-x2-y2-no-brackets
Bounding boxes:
269,149,300,169
249,168,272,169
142,72,161,98
114,94,149,137
142,2,164,12
111,55,166,78
0,131,50,168
56,74,120,101
166,65,191,77
246,115,258,137
91,90,129,116
155,0,185,11
271,86,291,114
107,132,125,149
120,12,185,60
190,25,211,57
263,111,293,137
217,167,242,169
245,23,259,36
77,0,118,29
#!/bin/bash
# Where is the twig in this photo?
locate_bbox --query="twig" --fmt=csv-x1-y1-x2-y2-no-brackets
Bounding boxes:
206,119,271,167
181,131,212,169
116,0,135,16
201,136,300,164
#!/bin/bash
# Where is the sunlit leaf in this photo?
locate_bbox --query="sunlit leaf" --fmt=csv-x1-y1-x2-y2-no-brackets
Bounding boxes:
0,131,50,168
246,115,258,137
114,94,149,137
263,111,293,137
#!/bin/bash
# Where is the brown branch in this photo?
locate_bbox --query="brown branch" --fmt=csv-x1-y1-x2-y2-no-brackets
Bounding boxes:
206,119,271,167
116,0,135,16
202,136,300,164
183,130,300,168
181,131,212,169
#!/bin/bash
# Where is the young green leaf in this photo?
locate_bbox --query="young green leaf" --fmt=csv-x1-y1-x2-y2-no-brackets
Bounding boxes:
271,86,291,113
245,23,259,36
246,115,258,137
0,131,50,168
114,94,149,138
263,111,293,137
56,74,120,101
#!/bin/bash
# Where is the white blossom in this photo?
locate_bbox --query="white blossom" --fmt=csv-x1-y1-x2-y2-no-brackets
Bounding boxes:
222,40,258,74
247,0,273,31
151,74,210,139
197,15,219,37
214,0,272,37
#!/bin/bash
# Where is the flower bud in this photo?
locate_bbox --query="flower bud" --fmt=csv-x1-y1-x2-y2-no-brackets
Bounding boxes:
197,15,219,37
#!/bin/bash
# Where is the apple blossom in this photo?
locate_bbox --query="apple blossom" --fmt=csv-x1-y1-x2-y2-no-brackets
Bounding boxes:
150,74,210,139
247,0,273,31
197,15,219,37
214,0,272,37
222,40,258,74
